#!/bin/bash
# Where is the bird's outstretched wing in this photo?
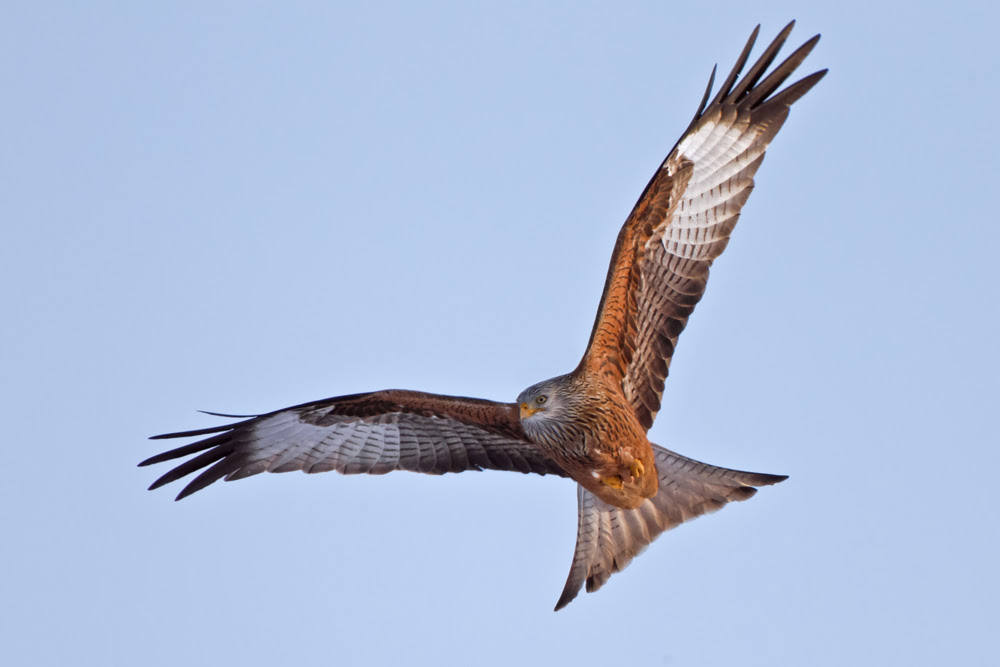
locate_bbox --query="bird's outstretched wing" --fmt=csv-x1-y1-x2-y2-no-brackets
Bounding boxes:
554,444,786,610
140,390,568,500
578,22,827,429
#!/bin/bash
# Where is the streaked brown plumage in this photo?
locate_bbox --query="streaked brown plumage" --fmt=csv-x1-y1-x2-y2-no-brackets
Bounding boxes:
141,22,825,610
517,372,658,509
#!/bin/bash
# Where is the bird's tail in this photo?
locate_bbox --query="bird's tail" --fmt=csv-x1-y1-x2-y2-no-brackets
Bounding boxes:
554,443,786,610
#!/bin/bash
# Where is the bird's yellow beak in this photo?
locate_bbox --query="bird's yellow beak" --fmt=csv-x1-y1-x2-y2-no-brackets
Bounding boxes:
520,402,540,418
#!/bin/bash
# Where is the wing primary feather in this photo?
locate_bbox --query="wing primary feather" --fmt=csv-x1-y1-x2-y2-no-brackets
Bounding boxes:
763,69,828,109
691,64,717,125
728,21,796,102
197,409,260,418
138,432,231,466
742,34,821,109
147,447,230,490
149,422,238,440
174,456,249,501
710,24,761,107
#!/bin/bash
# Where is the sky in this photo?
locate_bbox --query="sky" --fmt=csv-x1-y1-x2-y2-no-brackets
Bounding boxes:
2,2,998,665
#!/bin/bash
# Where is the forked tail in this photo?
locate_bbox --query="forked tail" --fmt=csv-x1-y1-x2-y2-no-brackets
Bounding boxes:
554,444,786,610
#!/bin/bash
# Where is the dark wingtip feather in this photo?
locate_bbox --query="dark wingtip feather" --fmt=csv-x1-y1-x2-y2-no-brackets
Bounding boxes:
777,19,796,39
728,21,797,102
145,447,229,491
140,446,199,467
150,423,235,440
173,457,246,501
742,33,822,109
139,432,231,467
198,409,259,418
695,64,717,119
710,24,761,107
174,483,203,501
766,69,827,109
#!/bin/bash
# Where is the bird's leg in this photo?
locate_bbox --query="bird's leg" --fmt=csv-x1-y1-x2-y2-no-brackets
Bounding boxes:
598,446,644,489
599,474,624,489
616,446,645,481
628,456,645,481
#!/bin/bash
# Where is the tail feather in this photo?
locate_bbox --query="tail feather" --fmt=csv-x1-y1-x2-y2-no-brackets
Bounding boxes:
554,443,785,611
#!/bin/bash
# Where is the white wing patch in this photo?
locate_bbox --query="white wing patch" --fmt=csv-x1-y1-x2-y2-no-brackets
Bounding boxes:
660,115,767,260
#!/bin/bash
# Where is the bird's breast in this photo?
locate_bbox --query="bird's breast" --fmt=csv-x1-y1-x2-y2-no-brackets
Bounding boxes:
522,390,658,509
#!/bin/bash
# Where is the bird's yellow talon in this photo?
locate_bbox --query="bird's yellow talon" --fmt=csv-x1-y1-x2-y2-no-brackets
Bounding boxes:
600,475,624,489
629,459,644,479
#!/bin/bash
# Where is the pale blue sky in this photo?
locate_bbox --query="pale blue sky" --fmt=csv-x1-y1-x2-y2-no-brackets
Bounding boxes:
3,2,998,666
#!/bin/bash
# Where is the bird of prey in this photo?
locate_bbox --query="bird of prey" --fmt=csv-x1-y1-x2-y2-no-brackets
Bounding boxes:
141,22,825,611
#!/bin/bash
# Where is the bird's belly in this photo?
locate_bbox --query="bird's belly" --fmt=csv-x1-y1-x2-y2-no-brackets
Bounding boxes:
549,435,658,510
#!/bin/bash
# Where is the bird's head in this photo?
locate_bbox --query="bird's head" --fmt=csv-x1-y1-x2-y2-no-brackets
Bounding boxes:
516,375,572,423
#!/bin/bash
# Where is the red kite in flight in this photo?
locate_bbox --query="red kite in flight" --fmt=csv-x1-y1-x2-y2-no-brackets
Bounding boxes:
142,22,825,610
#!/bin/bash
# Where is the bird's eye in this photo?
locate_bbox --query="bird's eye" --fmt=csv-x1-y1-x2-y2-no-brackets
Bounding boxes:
536,395,547,405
